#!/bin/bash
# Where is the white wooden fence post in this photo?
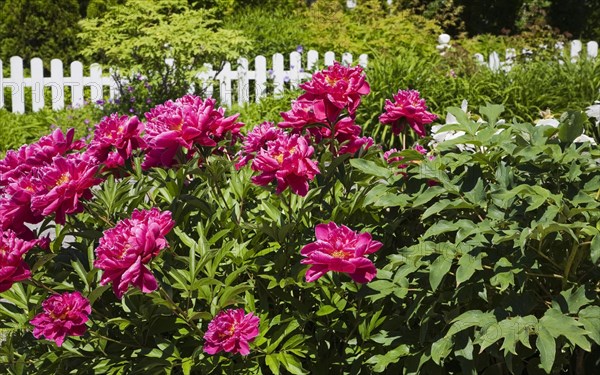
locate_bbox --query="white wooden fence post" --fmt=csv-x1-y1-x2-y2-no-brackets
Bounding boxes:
342,52,353,66
70,61,84,108
272,53,285,98
30,58,44,112
358,54,368,68
10,56,25,114
489,51,500,73
198,63,214,99
217,62,232,107
306,50,319,72
324,52,336,66
0,59,3,110
587,41,598,59
571,40,582,62
89,63,103,104
237,57,249,106
254,56,267,102
50,59,65,111
289,51,302,90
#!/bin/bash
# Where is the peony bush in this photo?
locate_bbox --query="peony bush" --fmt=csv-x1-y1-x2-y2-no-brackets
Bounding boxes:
0,62,599,374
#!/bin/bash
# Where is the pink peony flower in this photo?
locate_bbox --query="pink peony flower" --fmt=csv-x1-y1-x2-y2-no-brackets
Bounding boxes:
278,99,328,132
235,122,284,169
203,309,260,356
379,89,437,138
301,222,382,283
30,155,102,225
251,133,320,196
0,229,38,292
143,95,243,169
0,174,44,235
85,114,146,169
298,62,370,122
30,291,91,347
0,128,84,188
94,208,175,299
332,117,373,155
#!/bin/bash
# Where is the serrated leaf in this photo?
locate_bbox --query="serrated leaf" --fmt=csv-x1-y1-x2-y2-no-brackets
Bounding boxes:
536,327,555,373
456,253,483,285
538,309,591,351
578,306,600,345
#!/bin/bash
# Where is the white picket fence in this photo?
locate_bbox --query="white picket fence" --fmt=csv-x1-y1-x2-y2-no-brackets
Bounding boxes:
437,34,600,73
0,51,368,114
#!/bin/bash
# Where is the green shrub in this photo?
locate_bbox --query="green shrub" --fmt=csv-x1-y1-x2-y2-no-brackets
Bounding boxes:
0,0,82,67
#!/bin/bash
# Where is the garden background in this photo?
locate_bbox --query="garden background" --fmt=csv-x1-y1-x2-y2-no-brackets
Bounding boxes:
0,0,599,374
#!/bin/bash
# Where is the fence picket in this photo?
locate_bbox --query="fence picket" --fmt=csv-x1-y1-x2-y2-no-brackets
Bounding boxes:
31,58,45,112
307,50,319,71
89,63,103,104
324,52,335,66
70,61,84,108
358,54,368,68
587,41,598,59
272,53,285,98
217,62,232,107
50,59,65,110
237,57,249,106
10,57,25,114
289,51,302,90
571,40,583,62
342,52,352,66
254,56,267,102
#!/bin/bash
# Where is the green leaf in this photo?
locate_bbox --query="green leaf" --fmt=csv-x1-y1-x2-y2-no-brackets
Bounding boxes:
456,253,483,285
429,254,453,291
536,327,556,374
431,337,453,365
579,306,600,345
479,104,505,126
538,309,591,351
591,234,600,263
350,159,391,179
366,345,410,372
316,305,337,316
265,354,280,375
277,352,306,375
558,111,585,143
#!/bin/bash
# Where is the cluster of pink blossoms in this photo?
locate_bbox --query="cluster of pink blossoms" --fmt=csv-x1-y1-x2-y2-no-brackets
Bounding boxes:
84,114,146,169
301,222,383,283
94,208,175,298
379,89,438,137
0,128,101,238
142,95,243,169
203,309,260,356
30,291,91,347
238,62,375,197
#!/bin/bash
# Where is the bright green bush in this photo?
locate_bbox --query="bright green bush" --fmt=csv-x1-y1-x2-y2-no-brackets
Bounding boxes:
79,0,251,114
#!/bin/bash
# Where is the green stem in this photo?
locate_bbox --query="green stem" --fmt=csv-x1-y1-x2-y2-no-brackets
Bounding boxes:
563,240,580,288
158,287,204,337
